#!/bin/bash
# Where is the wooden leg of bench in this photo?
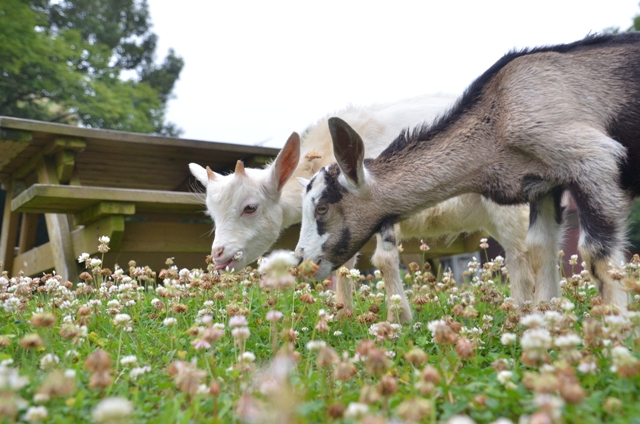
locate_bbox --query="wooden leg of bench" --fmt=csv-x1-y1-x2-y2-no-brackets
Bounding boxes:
18,213,39,254
0,181,20,276
36,156,79,282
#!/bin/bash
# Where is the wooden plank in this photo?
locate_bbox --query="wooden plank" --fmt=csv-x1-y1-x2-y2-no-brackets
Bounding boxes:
0,116,279,157
18,213,39,254
0,181,20,275
36,157,78,282
55,150,76,183
12,242,55,277
12,184,202,215
75,202,135,226
0,138,32,171
42,138,86,155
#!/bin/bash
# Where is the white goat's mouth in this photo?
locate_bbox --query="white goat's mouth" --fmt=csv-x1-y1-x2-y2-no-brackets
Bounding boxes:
214,259,235,271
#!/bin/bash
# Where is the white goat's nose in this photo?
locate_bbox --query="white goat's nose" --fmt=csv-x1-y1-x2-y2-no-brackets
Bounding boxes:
212,245,225,259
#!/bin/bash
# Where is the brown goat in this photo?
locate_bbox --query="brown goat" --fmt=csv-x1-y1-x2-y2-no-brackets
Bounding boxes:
295,33,640,309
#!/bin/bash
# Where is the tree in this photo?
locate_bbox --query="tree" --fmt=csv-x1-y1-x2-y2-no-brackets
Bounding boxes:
0,0,183,135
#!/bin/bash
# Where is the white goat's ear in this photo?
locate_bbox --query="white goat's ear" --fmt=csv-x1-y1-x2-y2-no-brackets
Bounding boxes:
297,177,310,187
328,117,366,189
268,132,301,193
189,163,219,188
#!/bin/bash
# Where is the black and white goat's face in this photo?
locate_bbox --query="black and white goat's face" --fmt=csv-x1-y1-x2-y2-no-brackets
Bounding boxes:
295,118,383,278
189,133,300,271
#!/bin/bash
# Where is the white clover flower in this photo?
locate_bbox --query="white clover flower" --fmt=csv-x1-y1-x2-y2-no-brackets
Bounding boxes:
258,250,297,274
77,253,90,263
113,313,131,326
500,332,517,346
163,317,177,327
33,393,50,404
90,258,102,268
0,365,29,390
239,352,256,363
497,370,513,385
98,236,110,244
305,340,326,351
520,328,552,351
427,319,448,335
120,355,138,367
64,369,76,379
24,406,48,422
92,397,134,424
129,365,151,380
569,254,578,265
554,333,582,348
229,315,248,328
390,294,402,304
349,269,360,279
374,270,382,279
266,310,283,321
39,353,60,371
533,394,565,420
577,361,597,374
447,415,477,424
333,331,343,336
231,327,250,340
520,313,545,328
344,402,369,418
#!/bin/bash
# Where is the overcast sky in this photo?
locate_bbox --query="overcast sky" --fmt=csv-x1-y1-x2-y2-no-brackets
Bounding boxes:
147,0,639,148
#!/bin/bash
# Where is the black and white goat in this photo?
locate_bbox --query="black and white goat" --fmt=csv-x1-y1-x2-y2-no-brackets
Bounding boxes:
191,95,537,323
296,33,640,310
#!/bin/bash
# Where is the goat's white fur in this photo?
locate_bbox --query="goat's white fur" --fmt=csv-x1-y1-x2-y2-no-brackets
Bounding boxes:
192,93,537,322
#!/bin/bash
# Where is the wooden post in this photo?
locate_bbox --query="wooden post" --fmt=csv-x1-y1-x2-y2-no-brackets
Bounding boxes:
36,156,78,282
18,213,39,254
0,181,20,275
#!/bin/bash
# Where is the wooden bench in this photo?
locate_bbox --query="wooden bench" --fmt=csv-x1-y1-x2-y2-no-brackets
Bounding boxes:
7,184,214,278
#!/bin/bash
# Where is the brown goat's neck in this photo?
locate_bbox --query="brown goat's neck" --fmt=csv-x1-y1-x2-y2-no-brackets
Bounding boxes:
369,129,490,220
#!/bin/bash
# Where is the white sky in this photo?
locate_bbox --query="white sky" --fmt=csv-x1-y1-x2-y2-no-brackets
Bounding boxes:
147,0,639,148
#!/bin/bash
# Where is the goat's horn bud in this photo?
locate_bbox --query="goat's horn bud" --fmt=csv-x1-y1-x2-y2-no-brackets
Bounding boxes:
206,166,216,181
235,160,246,176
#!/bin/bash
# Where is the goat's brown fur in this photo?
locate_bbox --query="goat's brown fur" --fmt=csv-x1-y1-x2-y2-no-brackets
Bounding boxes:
298,33,640,308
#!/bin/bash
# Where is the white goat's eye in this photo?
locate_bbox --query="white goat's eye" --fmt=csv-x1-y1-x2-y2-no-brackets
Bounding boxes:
243,205,258,214
316,205,328,215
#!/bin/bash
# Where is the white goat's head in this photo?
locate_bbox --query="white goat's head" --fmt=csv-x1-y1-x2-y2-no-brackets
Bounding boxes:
189,133,300,270
296,118,387,278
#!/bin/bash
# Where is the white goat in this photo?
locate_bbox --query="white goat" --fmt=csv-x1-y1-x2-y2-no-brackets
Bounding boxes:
191,94,535,322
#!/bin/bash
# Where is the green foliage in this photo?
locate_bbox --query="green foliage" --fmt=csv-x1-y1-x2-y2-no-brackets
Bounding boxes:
0,0,183,135
1,247,640,423
629,199,640,254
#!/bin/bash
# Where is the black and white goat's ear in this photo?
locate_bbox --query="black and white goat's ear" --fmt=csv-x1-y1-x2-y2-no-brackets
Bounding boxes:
189,163,220,188
328,117,366,189
267,132,301,194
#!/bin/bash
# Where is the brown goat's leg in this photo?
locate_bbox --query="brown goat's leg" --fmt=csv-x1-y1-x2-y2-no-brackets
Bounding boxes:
371,225,412,323
570,181,631,309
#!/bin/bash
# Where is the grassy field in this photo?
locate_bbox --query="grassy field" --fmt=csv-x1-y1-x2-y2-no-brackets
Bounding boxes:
1,238,639,423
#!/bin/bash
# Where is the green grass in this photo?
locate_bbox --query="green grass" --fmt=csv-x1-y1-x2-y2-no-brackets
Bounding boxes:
1,246,640,423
